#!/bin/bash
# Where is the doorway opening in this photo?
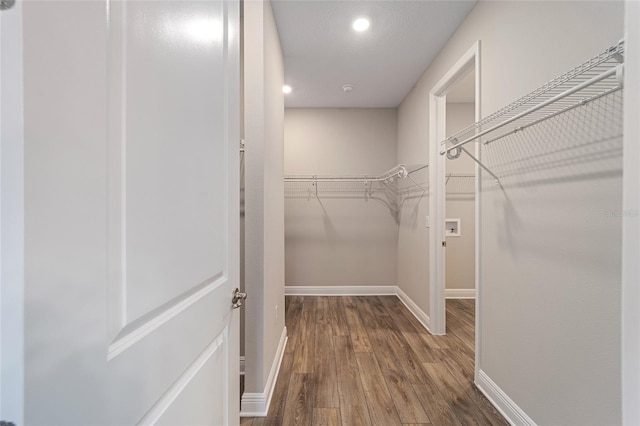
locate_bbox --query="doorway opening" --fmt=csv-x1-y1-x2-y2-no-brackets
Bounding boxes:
444,69,477,376
444,71,476,301
428,41,480,380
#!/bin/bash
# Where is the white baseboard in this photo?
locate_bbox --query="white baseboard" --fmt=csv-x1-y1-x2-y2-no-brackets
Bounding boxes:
445,288,476,299
476,369,536,426
240,327,288,417
285,285,397,296
240,356,245,375
396,287,431,332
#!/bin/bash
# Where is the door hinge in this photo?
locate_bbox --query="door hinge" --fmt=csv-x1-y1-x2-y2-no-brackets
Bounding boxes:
442,241,447,247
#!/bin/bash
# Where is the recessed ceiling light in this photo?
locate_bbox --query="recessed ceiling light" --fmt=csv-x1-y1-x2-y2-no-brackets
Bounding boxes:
282,85,292,94
352,18,370,32
342,84,354,93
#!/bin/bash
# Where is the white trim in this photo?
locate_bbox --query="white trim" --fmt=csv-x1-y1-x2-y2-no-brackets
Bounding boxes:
445,218,461,237
0,2,25,424
284,285,397,296
238,393,266,418
623,1,640,423
473,41,483,387
396,287,431,332
240,356,245,375
240,326,288,417
445,289,476,299
428,40,481,357
428,92,447,335
476,370,536,426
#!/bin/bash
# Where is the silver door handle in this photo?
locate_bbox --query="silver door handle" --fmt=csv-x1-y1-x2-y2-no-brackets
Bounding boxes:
232,288,247,309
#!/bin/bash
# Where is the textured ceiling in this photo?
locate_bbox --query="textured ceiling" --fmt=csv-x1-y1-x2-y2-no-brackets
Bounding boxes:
271,0,477,108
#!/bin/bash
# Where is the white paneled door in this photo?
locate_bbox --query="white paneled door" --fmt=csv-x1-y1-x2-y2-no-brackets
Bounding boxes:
20,0,240,424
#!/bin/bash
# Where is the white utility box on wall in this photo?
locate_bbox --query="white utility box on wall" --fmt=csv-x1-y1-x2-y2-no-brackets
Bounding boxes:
445,218,461,237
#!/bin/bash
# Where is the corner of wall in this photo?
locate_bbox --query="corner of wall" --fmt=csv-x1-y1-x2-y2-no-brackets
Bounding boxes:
396,286,431,332
476,370,537,426
240,327,287,417
242,0,286,398
242,0,265,395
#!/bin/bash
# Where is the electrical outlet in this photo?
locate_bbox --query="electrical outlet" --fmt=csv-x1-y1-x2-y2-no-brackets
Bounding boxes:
426,215,430,227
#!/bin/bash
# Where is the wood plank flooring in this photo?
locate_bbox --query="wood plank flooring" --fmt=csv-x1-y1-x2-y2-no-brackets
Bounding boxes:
241,296,507,426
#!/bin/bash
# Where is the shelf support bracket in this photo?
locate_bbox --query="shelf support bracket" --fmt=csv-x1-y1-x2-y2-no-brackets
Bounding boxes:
313,175,318,198
460,147,502,187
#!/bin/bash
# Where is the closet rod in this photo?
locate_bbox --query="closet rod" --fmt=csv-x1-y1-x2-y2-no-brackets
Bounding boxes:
284,164,411,183
285,177,391,183
446,173,475,177
441,64,623,156
407,164,429,175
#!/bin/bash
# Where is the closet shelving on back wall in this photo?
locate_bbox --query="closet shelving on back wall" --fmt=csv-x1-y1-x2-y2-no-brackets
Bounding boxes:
441,40,625,186
284,163,428,199
446,173,475,195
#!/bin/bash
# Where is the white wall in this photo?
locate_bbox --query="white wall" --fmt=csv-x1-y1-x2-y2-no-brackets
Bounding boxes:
397,98,430,314
284,108,398,288
243,0,286,401
0,1,25,423
397,1,624,424
445,103,475,292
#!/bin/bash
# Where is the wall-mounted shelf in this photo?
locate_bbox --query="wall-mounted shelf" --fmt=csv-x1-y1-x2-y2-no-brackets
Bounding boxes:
445,173,474,185
284,164,428,184
284,164,428,198
441,40,624,161
445,173,475,195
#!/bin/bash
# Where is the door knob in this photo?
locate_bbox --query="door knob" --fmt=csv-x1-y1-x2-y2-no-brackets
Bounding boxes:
232,288,247,309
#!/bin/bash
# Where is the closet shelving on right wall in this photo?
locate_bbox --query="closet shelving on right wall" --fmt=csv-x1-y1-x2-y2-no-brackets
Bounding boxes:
441,40,624,188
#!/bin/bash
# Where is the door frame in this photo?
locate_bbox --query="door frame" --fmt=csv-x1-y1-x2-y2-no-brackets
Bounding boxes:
623,0,640,422
0,1,25,423
428,41,480,375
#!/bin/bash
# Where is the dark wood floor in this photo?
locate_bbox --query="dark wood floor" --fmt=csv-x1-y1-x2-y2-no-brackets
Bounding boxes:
241,296,507,426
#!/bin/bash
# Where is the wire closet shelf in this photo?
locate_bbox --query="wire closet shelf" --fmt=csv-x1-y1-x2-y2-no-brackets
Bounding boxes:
284,164,428,198
284,164,429,183
441,40,625,158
